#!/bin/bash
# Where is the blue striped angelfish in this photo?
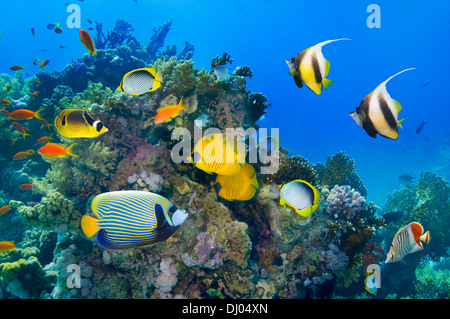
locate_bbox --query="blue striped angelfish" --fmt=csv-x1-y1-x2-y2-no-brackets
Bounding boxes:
81,191,188,250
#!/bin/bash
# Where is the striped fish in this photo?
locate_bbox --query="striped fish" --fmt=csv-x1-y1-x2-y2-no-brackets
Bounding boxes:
81,191,188,250
279,180,320,217
350,68,415,140
385,222,430,263
54,109,108,139
212,163,259,201
117,68,161,95
286,38,350,95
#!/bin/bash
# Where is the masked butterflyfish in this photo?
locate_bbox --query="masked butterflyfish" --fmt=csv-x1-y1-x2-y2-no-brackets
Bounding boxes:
212,163,259,201
54,109,108,139
385,222,430,263
286,38,350,95
117,68,161,95
81,191,188,250
350,68,415,140
279,180,320,217
191,133,244,176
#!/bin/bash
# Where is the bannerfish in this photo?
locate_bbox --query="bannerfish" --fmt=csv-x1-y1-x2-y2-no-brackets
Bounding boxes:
79,29,97,56
279,180,320,217
190,133,244,176
117,68,161,95
213,64,231,81
0,205,12,216
286,38,350,95
12,122,31,139
54,109,108,139
416,121,426,135
154,97,188,124
212,163,259,201
81,191,188,250
0,241,15,253
350,68,414,140
398,174,414,187
194,114,210,128
3,108,44,121
37,142,78,158
385,222,430,263
381,210,404,224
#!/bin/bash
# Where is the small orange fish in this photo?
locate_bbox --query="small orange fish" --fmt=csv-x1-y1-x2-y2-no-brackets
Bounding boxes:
30,91,39,98
10,65,24,71
12,122,31,139
6,85,12,91
37,134,53,144
37,142,78,158
79,29,97,56
33,80,42,85
0,205,11,216
13,151,31,160
19,184,34,190
0,99,12,105
0,241,15,253
154,97,189,124
40,60,49,69
6,108,44,121
37,117,52,130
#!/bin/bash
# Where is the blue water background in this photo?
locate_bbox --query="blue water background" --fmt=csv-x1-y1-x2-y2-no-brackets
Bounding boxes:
1,0,449,206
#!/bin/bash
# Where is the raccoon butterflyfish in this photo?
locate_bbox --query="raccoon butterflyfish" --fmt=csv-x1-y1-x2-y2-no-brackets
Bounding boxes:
385,222,430,263
286,38,350,95
54,109,108,139
154,97,188,123
117,68,161,95
190,133,245,176
37,142,78,158
350,68,415,140
279,180,320,217
81,191,188,250
212,163,259,201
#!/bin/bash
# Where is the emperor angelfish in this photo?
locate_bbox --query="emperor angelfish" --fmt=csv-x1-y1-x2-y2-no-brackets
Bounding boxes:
117,68,162,95
81,191,188,250
350,68,415,140
279,180,320,217
286,38,350,95
54,109,108,139
385,222,430,263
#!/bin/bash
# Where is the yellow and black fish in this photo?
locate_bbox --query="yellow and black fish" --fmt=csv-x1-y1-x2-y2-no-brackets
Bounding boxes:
212,163,259,201
54,109,109,139
279,180,320,217
117,68,162,95
350,68,414,140
286,38,350,95
81,191,188,250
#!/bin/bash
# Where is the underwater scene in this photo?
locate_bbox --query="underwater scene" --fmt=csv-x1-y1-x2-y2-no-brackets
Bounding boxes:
0,0,449,302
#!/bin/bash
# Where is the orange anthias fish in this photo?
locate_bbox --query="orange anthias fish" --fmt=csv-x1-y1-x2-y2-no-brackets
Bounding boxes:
12,122,31,139
37,117,52,130
40,60,49,69
13,149,35,160
38,142,78,158
37,134,53,144
5,108,44,121
19,184,34,190
79,29,97,56
0,99,12,105
0,205,12,216
30,91,39,98
154,97,189,124
0,241,15,253
10,65,24,71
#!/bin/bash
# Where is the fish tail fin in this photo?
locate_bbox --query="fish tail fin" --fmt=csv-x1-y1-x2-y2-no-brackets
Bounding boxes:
322,78,335,91
1,109,11,117
22,132,31,140
66,143,78,157
91,49,97,57
398,117,407,129
178,97,189,110
34,109,45,121
421,231,430,244
81,215,100,238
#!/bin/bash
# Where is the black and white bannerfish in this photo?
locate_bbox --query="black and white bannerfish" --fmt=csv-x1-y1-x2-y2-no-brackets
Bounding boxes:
54,109,109,139
350,68,415,140
81,191,188,250
279,180,320,217
286,38,350,95
117,68,162,95
385,222,430,263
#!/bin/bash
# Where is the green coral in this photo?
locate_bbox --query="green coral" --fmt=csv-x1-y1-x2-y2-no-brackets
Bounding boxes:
211,52,233,69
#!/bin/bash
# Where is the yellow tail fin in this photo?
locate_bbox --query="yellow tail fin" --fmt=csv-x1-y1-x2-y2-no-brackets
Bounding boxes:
81,215,99,238
66,143,79,157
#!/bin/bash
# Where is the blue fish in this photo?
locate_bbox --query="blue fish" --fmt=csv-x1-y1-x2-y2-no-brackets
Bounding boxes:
81,191,188,250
